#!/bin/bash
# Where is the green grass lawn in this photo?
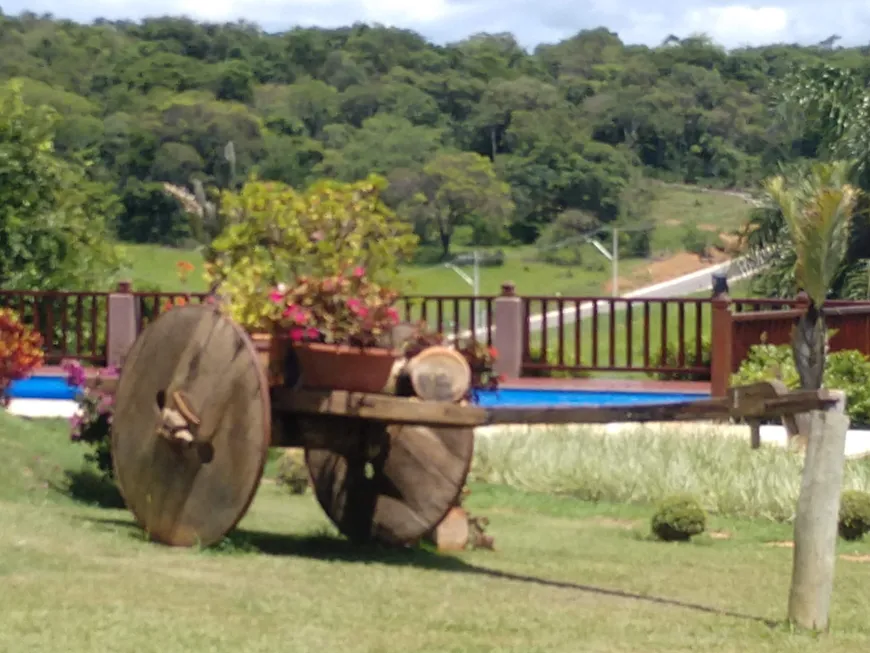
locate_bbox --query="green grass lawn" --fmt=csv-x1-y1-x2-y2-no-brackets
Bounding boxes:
3,411,870,651
646,183,753,253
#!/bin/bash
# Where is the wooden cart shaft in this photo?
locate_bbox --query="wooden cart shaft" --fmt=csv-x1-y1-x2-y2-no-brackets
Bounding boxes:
89,376,839,430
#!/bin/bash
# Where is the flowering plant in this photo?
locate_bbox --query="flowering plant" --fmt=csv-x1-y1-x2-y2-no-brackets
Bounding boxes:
0,308,45,404
63,359,119,480
269,265,402,347
401,321,502,401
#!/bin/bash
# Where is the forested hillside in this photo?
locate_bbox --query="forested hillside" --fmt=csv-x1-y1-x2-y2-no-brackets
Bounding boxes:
0,13,865,284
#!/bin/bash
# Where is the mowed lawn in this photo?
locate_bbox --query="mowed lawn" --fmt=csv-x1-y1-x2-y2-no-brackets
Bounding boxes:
121,242,650,299
2,412,870,652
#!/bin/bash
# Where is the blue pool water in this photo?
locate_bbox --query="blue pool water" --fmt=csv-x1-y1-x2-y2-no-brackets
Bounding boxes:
6,375,80,401
473,387,708,408
5,374,710,408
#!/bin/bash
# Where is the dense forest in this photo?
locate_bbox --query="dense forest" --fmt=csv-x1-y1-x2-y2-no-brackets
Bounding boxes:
0,12,867,285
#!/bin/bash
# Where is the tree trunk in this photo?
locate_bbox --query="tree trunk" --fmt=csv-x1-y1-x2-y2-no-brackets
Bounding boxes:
788,303,827,448
792,304,826,391
439,229,451,259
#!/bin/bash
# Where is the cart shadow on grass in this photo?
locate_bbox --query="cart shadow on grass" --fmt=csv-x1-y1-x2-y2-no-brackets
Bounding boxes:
79,513,778,629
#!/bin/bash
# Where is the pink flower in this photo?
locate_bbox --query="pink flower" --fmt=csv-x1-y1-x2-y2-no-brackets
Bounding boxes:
289,327,305,342
269,288,285,304
283,304,310,325
386,307,400,324
347,298,362,313
352,266,365,278
305,328,319,339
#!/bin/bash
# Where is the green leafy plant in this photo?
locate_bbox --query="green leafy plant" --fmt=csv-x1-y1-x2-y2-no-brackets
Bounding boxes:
650,494,707,542
522,344,592,379
655,337,712,382
732,342,870,425
838,490,870,541
205,175,417,332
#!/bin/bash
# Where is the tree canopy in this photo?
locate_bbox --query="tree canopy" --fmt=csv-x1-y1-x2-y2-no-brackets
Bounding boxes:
3,14,870,270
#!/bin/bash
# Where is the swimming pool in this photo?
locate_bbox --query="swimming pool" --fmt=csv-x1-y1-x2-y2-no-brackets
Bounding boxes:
5,374,710,408
473,387,708,407
6,374,80,401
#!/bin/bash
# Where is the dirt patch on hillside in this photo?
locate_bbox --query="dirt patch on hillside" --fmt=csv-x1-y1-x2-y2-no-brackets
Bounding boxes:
604,250,731,294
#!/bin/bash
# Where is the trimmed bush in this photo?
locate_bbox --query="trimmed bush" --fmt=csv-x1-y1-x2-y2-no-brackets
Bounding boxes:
276,448,309,495
651,494,707,542
838,490,870,541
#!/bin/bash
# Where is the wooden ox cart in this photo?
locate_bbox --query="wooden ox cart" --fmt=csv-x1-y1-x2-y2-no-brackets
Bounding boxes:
87,304,838,549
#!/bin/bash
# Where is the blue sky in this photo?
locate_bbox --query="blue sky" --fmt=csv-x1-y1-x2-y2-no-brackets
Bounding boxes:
1,0,866,51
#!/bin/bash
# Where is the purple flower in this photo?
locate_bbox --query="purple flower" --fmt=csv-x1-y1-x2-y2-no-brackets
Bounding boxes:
61,358,86,387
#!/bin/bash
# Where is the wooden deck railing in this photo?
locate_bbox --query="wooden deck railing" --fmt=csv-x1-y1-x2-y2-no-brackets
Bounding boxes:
5,280,870,385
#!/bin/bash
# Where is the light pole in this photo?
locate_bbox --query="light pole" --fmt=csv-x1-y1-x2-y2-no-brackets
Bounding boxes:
584,227,619,297
444,250,483,336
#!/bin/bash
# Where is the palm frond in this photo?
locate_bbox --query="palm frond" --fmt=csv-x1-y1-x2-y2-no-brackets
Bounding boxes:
761,160,861,306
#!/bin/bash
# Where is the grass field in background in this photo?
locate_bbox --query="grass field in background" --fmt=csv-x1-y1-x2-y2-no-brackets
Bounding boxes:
121,184,755,296
3,412,870,651
646,183,754,253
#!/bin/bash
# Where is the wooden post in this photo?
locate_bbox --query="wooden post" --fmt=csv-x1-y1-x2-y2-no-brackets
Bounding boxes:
493,282,523,380
106,280,137,369
709,274,733,398
787,390,849,631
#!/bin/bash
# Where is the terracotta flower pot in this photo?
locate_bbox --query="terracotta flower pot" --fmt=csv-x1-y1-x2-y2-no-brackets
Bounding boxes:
291,341,397,393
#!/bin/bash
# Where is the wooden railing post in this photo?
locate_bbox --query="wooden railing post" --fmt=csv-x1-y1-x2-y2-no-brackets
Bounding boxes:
493,282,523,380
710,274,733,397
106,280,137,369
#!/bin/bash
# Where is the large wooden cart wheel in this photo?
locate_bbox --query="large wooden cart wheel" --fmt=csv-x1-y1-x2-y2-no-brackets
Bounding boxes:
111,304,271,547
303,416,474,546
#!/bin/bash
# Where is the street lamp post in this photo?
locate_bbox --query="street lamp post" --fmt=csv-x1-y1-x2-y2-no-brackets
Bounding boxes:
444,250,483,337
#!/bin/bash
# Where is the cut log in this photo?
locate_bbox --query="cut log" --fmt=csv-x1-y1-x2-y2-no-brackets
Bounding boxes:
302,416,474,546
111,304,271,548
430,506,470,551
405,346,471,402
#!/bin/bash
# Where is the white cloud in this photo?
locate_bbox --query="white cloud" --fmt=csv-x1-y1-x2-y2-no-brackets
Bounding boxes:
681,5,790,48
2,0,869,51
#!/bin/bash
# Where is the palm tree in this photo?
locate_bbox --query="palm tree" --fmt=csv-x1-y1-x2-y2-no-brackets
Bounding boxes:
744,64,870,301
761,160,862,389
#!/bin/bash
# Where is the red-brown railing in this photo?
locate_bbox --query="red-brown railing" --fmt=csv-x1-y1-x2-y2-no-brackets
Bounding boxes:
396,295,496,344
730,299,870,373
131,292,211,332
0,290,110,364
522,296,713,377
9,283,870,383
519,295,830,379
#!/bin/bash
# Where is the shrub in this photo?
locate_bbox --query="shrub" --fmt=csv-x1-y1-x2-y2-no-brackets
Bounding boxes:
732,343,870,426
838,490,870,541
522,344,591,379
64,359,118,480
275,449,309,494
655,337,712,382
681,224,711,257
0,307,45,402
651,494,707,542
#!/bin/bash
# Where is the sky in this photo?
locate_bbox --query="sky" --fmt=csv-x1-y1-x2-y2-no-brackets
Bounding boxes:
1,0,867,51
